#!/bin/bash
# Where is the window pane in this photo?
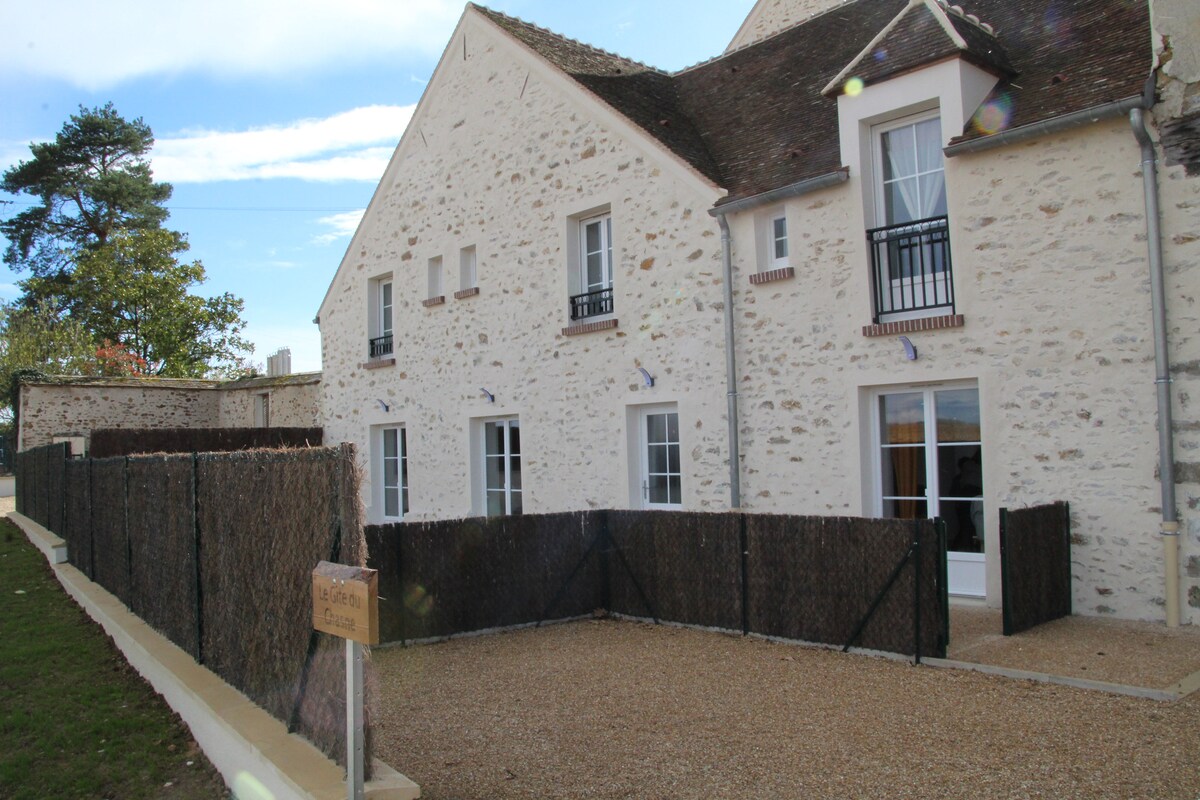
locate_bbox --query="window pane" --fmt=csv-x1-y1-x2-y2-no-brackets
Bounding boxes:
485,422,503,457
509,454,521,490
509,421,520,455
885,178,920,225
939,444,983,499
915,118,943,172
882,498,927,519
667,443,680,475
649,474,669,504
384,458,398,488
936,390,980,442
881,125,915,181
485,455,504,491
647,413,666,444
941,499,984,553
510,490,523,515
773,217,788,260
880,393,924,444
586,252,604,289
881,445,926,499
648,444,668,475
401,485,409,515
486,490,505,517
585,220,601,254
383,429,397,459
668,474,681,505
919,173,947,218
384,486,399,518
666,412,678,442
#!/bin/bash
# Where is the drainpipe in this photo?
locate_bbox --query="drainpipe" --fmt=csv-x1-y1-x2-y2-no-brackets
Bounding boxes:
1130,106,1181,628
716,213,741,509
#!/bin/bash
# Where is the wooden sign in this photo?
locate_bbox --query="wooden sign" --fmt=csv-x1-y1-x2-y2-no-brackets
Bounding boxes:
312,561,379,645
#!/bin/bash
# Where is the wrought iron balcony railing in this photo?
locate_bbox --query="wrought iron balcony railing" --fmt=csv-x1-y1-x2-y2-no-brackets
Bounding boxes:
368,334,394,359
569,287,614,321
867,215,954,323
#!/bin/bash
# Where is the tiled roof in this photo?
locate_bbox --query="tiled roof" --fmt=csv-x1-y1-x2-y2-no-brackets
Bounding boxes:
471,0,1151,207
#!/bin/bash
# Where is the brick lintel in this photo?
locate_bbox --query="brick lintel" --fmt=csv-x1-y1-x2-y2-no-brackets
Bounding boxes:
862,314,965,337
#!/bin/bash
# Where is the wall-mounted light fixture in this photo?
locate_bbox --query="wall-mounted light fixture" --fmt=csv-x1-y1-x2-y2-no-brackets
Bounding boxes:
480,388,495,404
636,367,655,387
376,399,390,412
899,336,918,361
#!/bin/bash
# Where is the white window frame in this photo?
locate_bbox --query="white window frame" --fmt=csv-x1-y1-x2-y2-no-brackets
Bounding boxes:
253,393,270,428
871,110,947,229
580,213,614,294
482,417,521,516
377,425,408,522
379,279,393,338
637,404,682,510
868,382,985,596
770,212,789,268
459,245,477,291
427,256,443,300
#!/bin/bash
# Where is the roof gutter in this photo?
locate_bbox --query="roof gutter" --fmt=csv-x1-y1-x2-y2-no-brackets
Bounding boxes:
943,95,1149,158
706,168,849,510
709,168,850,217
1131,105,1181,628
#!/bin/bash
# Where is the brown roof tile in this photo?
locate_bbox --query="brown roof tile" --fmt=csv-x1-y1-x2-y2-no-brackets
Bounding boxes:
470,0,1150,207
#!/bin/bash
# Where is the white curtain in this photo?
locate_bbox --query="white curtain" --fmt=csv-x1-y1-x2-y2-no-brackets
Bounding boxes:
883,118,945,224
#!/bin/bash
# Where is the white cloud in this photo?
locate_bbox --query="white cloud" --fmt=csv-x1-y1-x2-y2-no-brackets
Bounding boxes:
313,210,367,245
1,0,463,90
151,105,413,184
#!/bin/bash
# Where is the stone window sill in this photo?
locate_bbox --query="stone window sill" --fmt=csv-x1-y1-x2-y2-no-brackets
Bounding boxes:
750,266,794,285
862,314,964,337
362,357,396,370
562,318,619,337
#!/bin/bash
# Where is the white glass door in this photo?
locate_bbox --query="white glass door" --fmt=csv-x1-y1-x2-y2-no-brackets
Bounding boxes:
641,409,681,509
877,386,984,597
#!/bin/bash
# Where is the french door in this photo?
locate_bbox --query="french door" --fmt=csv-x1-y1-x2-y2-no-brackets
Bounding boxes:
876,385,985,597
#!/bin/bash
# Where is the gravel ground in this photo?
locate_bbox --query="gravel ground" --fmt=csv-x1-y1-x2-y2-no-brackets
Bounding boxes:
948,607,1200,688
373,618,1200,800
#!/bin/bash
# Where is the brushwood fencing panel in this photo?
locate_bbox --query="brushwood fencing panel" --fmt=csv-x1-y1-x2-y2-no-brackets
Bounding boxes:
89,427,322,458
369,510,947,659
11,442,369,774
366,512,603,643
1000,502,1072,635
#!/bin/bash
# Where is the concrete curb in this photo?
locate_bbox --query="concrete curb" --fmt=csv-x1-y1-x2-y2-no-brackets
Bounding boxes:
9,511,420,800
923,657,1197,702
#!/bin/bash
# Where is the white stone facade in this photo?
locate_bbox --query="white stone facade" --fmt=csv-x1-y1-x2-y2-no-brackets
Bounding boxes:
318,5,1199,624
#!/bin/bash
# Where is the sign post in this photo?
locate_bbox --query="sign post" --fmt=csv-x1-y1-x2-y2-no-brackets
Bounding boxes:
312,561,379,800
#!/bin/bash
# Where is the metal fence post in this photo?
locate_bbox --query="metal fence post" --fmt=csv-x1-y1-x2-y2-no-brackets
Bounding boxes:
192,453,204,664
739,512,749,636
912,519,922,665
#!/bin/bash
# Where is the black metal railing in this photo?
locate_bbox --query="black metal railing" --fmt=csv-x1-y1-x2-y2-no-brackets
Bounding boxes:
569,287,614,321
368,334,394,359
867,215,954,323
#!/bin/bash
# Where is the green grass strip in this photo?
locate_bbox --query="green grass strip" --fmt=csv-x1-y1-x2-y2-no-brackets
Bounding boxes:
0,519,228,799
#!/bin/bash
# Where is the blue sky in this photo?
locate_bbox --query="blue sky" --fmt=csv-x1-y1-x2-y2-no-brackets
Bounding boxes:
0,1,756,373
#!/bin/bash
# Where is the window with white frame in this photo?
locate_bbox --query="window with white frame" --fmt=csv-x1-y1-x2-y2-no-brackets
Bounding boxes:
867,112,953,321
427,256,443,300
483,418,521,516
369,276,394,358
568,211,615,320
254,393,270,428
770,212,789,267
379,426,408,520
459,245,477,292
754,206,790,273
638,406,681,509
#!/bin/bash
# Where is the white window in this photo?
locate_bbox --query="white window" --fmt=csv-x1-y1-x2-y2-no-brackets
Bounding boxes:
427,256,443,299
483,418,521,516
639,406,681,509
770,213,789,266
253,393,270,427
581,214,613,295
379,426,408,521
369,277,394,358
872,384,984,596
459,245,477,291
870,112,952,319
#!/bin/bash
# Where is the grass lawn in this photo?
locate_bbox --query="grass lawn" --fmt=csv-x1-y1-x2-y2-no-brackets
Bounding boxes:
0,518,229,800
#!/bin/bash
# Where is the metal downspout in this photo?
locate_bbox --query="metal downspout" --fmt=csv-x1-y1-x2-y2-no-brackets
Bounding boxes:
717,213,741,509
1130,107,1181,628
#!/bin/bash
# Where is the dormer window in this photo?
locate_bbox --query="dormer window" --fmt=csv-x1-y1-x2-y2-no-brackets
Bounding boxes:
868,112,953,322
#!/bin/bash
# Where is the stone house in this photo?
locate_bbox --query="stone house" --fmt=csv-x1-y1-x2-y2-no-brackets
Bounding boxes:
316,0,1200,625
15,366,321,453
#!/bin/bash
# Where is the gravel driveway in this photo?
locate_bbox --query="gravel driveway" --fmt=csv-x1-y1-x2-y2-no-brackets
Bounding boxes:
373,618,1200,800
